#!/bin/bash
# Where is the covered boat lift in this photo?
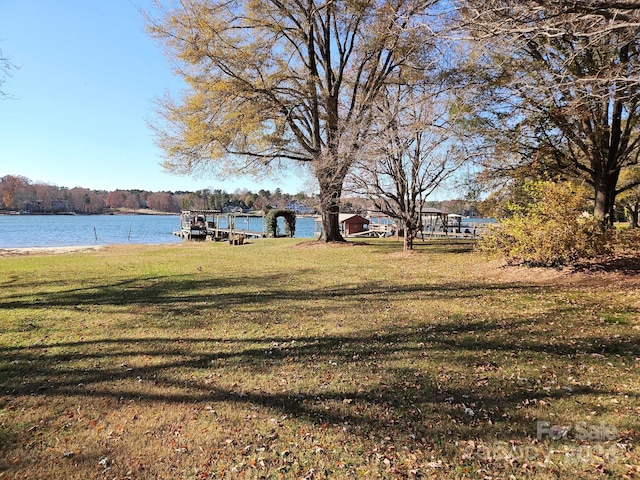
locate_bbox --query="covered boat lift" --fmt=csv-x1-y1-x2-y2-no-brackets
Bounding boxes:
174,210,267,243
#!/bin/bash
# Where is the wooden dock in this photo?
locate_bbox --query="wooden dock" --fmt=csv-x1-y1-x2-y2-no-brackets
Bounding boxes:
173,211,267,242
347,223,396,238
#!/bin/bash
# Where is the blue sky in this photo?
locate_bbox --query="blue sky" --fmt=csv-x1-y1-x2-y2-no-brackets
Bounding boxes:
0,0,310,194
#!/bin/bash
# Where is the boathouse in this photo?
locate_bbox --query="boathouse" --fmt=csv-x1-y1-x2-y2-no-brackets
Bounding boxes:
339,214,369,236
420,208,465,236
175,210,267,242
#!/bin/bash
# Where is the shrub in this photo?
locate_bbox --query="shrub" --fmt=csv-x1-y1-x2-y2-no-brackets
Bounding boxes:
479,181,612,267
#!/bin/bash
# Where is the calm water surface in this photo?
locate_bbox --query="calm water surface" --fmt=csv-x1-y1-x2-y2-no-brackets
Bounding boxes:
0,214,318,248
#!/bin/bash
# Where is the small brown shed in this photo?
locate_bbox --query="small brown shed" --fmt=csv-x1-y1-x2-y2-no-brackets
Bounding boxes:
339,214,369,236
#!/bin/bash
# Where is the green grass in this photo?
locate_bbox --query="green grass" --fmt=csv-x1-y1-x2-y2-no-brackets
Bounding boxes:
0,239,639,479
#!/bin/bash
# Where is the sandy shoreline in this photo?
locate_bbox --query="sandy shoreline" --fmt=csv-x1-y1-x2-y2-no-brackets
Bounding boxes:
0,245,105,256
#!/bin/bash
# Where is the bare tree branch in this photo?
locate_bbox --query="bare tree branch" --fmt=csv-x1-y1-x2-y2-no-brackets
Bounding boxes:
0,48,17,100
148,0,444,241
453,0,640,224
347,82,465,250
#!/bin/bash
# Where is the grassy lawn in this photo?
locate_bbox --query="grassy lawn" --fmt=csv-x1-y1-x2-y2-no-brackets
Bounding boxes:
0,239,639,479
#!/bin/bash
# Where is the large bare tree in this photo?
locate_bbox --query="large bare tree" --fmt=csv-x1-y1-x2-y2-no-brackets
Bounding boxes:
148,0,443,241
455,0,640,225
348,83,463,251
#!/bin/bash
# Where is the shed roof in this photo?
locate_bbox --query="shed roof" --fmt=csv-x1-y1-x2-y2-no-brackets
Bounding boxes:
339,214,369,223
421,207,458,216
421,207,444,214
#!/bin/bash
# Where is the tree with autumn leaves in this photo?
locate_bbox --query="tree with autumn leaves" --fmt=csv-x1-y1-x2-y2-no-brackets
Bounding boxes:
147,0,446,241
455,0,640,227
147,0,640,243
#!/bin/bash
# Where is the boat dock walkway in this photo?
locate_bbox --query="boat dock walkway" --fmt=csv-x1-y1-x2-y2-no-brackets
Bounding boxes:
173,211,267,243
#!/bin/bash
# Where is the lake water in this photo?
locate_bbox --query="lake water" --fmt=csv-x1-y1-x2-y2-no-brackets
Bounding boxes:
0,214,318,248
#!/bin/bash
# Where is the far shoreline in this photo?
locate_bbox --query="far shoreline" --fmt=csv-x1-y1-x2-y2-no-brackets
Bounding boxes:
0,208,179,216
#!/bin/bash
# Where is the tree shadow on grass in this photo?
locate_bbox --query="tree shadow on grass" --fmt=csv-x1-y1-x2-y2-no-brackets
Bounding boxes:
572,254,640,275
0,267,553,325
2,261,638,455
356,238,477,255
1,314,638,447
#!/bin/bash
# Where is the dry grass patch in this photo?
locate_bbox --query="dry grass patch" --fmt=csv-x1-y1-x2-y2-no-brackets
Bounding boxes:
0,239,639,479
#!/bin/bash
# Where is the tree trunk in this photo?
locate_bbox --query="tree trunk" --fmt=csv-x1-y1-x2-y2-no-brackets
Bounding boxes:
403,218,416,252
593,187,607,221
593,173,619,228
317,179,345,242
404,231,414,252
627,203,639,228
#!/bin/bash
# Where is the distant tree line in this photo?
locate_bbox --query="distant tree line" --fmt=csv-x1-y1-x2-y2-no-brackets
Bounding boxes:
147,0,640,246
0,175,108,214
0,174,483,217
0,175,319,215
